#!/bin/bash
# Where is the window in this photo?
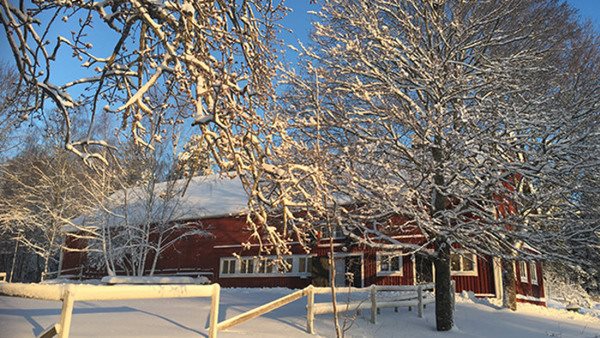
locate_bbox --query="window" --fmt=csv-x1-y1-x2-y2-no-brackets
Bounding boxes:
529,262,538,285
257,258,274,274
377,253,403,276
221,258,236,275
322,226,345,239
298,257,310,274
219,255,312,278
519,261,528,283
278,258,294,273
450,253,477,276
240,258,255,274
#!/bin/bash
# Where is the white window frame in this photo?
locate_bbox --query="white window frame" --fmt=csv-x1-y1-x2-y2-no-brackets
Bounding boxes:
519,261,528,283
220,258,236,275
219,255,312,278
450,253,478,277
257,257,274,274
240,258,255,274
529,262,538,285
376,252,403,276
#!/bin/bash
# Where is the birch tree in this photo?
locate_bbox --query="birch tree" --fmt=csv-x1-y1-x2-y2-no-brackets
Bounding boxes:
281,0,597,330
85,145,211,277
0,147,102,281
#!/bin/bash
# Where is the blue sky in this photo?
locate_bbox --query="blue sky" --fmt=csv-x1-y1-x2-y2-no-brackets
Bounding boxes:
0,1,598,82
567,0,600,31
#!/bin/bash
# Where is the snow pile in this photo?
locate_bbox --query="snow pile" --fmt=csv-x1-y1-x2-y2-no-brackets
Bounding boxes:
101,276,210,285
41,278,103,285
547,299,600,320
456,290,479,303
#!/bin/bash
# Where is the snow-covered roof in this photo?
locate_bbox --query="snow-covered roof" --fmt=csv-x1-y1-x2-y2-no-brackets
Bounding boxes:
69,174,249,231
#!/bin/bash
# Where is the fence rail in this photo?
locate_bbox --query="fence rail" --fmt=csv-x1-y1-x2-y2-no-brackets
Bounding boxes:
0,282,220,338
0,280,455,337
217,288,307,331
305,283,439,331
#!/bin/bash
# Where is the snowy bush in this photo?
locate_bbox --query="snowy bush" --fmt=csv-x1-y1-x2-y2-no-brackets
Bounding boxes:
545,265,594,308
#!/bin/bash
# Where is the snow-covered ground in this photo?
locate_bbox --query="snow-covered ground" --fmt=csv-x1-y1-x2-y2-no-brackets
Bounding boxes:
1,287,599,338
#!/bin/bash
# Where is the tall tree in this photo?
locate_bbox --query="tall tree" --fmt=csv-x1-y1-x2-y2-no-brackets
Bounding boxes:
281,0,597,330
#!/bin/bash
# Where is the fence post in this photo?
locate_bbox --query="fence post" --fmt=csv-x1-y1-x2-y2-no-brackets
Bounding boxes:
58,288,75,338
417,285,423,318
451,280,456,312
208,284,220,338
370,285,377,324
306,285,315,334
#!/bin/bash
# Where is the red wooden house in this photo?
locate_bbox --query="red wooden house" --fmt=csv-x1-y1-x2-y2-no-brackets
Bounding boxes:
60,174,546,305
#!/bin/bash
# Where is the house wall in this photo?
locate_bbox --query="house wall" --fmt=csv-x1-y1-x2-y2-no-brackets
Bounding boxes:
363,249,414,286
452,256,496,296
515,261,545,304
61,215,543,307
61,234,87,277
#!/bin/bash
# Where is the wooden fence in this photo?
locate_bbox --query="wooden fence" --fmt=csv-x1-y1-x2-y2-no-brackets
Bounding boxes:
0,280,455,337
214,283,448,335
0,282,220,338
304,283,447,334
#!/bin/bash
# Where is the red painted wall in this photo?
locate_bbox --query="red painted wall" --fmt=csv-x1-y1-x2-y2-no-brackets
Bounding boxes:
515,261,545,303
61,234,87,276
452,256,496,295
61,214,541,305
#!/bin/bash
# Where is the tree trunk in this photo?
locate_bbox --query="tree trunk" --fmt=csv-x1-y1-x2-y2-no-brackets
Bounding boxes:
434,239,454,331
502,259,517,311
149,235,163,276
9,237,19,282
328,223,343,338
431,139,453,331
41,253,50,282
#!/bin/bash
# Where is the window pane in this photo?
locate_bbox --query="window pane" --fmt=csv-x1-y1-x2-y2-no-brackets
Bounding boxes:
530,262,537,281
519,262,527,278
258,259,266,274
221,261,228,274
450,254,461,271
380,255,390,271
241,259,254,274
228,260,235,274
299,257,307,273
462,255,475,272
391,256,401,271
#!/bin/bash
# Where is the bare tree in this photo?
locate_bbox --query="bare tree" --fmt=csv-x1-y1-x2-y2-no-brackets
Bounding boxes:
84,145,210,277
0,0,322,260
0,0,285,164
280,0,598,330
0,63,27,157
0,147,101,281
